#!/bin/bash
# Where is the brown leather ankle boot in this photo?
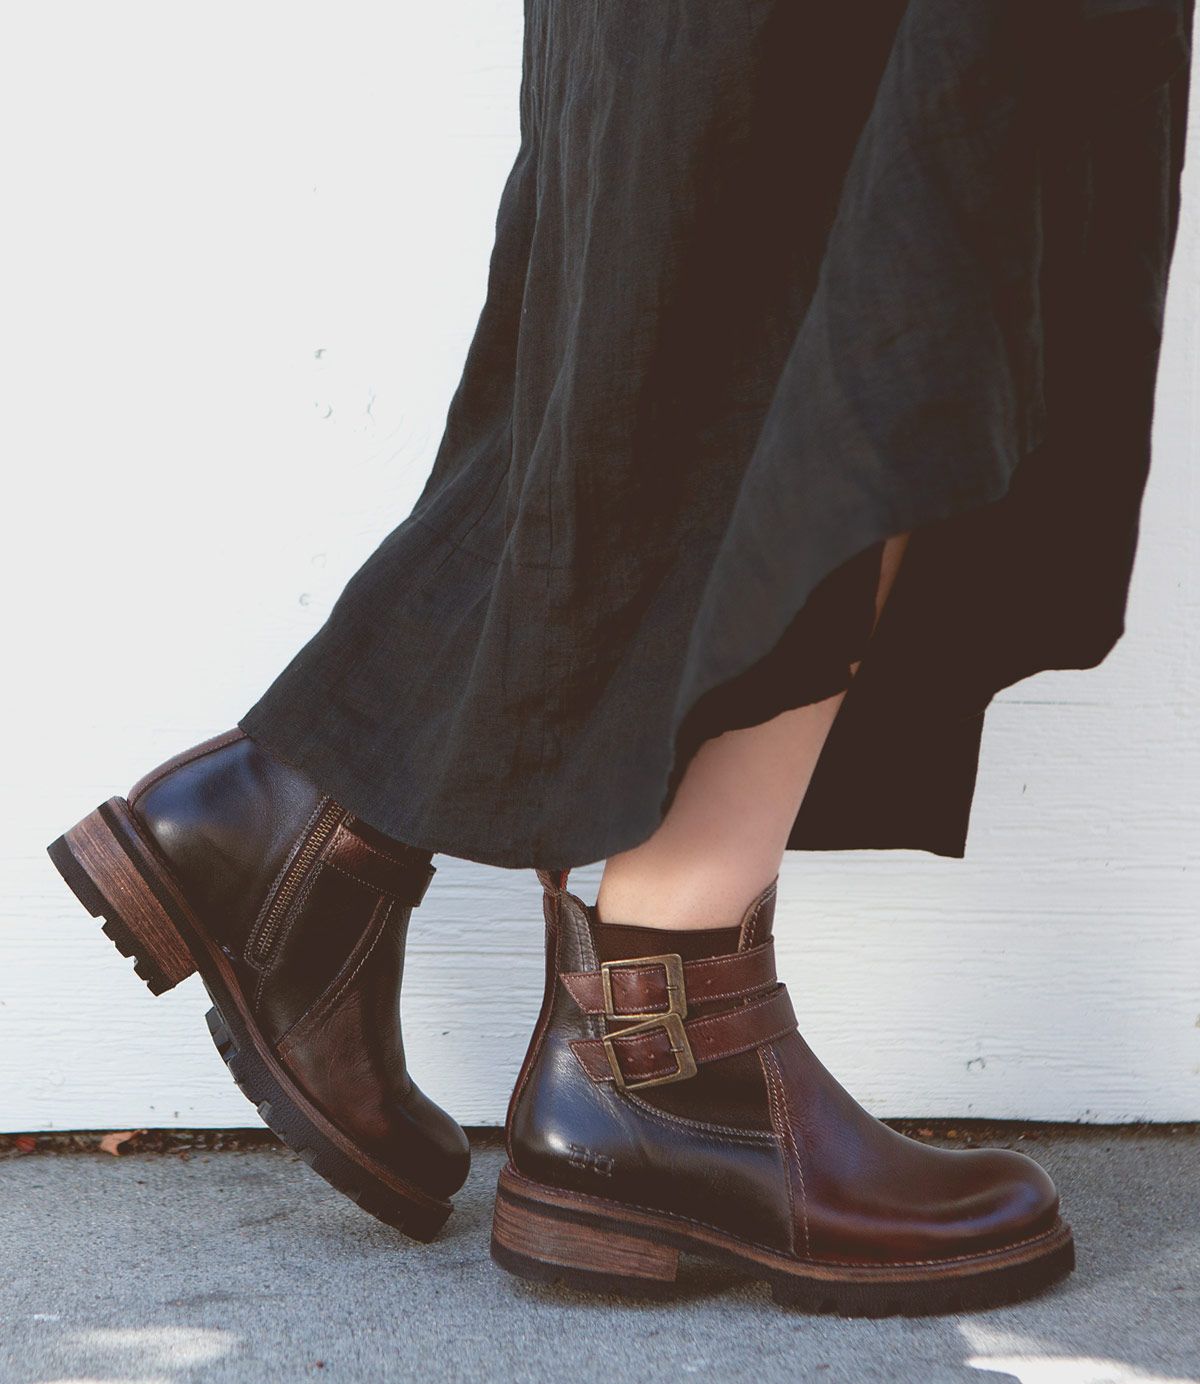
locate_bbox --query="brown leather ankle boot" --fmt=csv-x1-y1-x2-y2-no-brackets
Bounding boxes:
48,729,468,1240
493,871,1074,1315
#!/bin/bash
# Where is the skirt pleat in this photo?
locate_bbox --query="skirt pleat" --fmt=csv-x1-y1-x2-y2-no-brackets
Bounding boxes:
241,0,1194,869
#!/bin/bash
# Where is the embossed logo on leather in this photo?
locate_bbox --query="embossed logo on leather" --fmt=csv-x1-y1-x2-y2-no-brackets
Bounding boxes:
567,1142,614,1177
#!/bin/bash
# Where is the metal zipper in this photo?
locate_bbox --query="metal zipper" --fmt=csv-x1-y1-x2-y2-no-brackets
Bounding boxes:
247,798,344,966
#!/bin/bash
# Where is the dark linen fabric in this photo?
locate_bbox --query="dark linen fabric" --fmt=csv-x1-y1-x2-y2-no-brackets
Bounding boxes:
241,0,1194,870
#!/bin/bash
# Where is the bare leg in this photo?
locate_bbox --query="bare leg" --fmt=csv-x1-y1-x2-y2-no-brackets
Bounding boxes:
596,533,910,929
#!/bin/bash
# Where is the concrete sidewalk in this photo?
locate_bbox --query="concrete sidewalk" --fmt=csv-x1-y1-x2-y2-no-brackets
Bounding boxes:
2,1129,1197,1383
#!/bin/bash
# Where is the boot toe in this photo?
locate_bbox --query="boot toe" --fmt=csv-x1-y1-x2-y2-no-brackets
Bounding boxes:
956,1147,1061,1252
396,1084,471,1198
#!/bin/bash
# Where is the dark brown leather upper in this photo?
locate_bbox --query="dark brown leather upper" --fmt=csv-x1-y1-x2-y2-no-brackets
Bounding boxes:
130,730,468,1199
507,872,1061,1265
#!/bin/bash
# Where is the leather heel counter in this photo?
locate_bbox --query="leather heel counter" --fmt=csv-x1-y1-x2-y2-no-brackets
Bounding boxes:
127,728,247,808
129,732,324,949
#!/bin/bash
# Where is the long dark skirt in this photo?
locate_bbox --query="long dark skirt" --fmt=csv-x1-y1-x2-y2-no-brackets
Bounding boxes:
241,0,1195,870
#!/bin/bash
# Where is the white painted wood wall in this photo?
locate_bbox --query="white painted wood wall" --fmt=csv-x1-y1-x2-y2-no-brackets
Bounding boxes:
3,3,1198,1131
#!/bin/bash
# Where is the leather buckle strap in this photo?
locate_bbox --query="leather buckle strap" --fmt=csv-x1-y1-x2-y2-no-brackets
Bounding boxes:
602,1011,698,1091
600,952,688,1020
598,955,695,1091
561,940,777,1018
572,984,798,1089
328,821,436,906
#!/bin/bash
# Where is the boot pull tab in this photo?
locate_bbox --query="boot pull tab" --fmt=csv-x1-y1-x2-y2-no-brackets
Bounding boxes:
536,868,570,897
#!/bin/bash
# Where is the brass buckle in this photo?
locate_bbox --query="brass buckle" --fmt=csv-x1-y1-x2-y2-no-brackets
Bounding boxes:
599,952,688,1021
599,954,698,1091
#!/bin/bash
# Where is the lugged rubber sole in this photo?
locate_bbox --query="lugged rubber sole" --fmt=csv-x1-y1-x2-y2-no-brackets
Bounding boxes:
491,1164,1076,1317
48,798,453,1242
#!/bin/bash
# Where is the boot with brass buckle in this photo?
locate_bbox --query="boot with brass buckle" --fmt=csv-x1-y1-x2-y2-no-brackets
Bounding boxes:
494,868,1075,1315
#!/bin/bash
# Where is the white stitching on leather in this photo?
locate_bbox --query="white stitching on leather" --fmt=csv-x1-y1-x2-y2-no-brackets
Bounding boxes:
764,1043,810,1257
623,1092,776,1145
759,1047,797,1255
738,878,778,951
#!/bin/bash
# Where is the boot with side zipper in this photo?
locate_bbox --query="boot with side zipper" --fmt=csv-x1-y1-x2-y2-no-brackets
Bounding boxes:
48,728,468,1240
492,869,1075,1315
